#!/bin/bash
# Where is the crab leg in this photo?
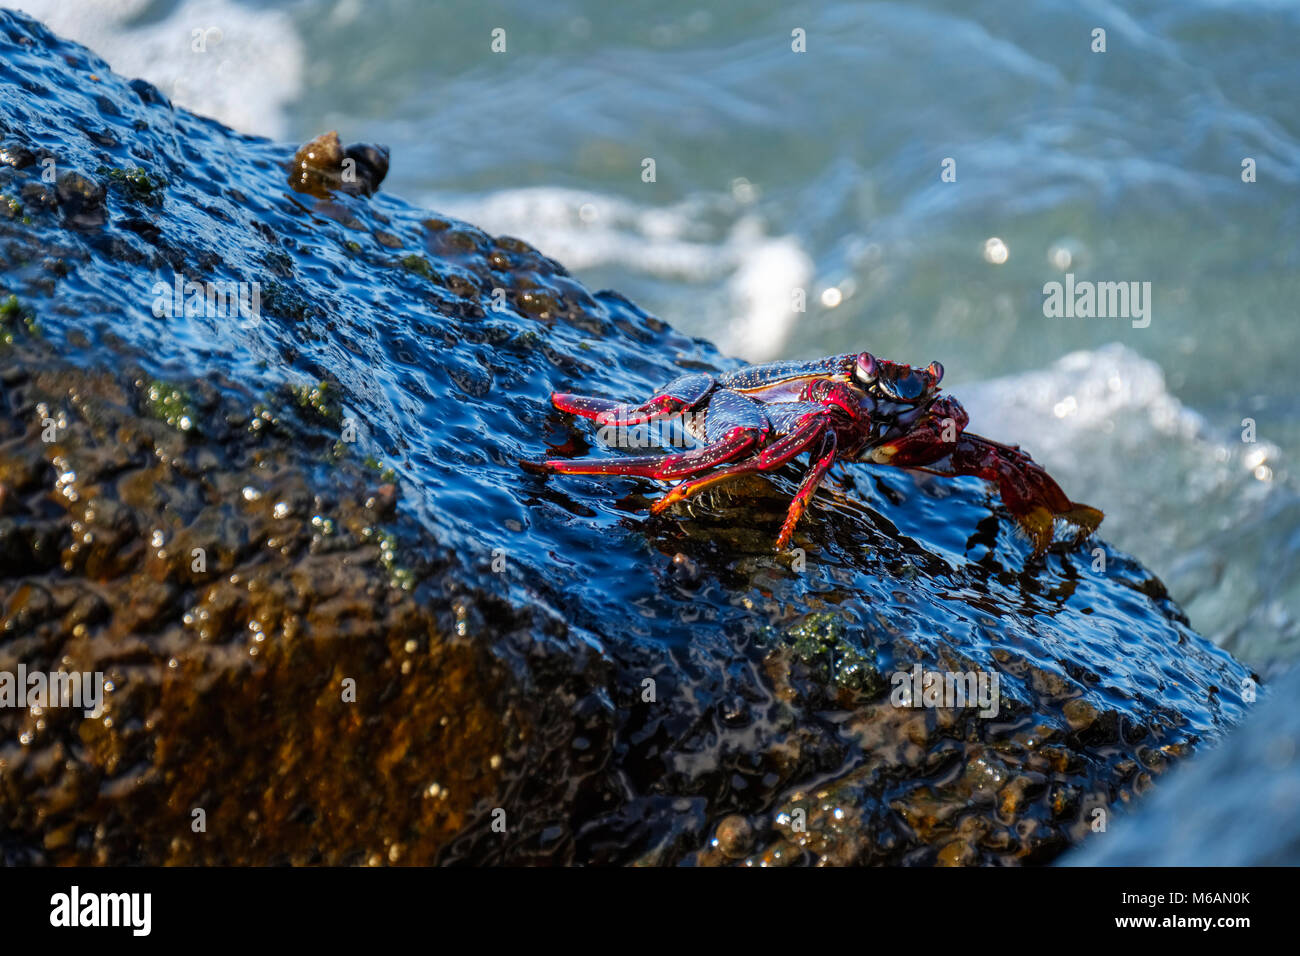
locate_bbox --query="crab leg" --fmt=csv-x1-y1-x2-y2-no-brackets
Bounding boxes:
863,396,1101,554
947,434,1103,553
889,433,1102,554
538,426,763,480
717,355,854,390
551,373,715,425
542,387,771,479
775,431,838,549
649,413,829,517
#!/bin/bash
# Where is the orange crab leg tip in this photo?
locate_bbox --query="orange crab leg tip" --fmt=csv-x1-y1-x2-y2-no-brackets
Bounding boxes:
1011,501,1104,556
550,392,587,414
774,498,814,550
1061,503,1104,536
1014,505,1056,556
775,519,798,549
650,466,739,515
774,487,813,549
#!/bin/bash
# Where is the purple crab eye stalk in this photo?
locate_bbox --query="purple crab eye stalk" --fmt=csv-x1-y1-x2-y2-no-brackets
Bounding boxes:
533,350,1103,556
854,353,877,386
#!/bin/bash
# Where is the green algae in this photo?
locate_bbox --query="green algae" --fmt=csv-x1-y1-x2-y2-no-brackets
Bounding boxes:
399,253,436,280
367,526,416,591
289,379,343,425
363,455,398,484
97,164,166,203
764,611,887,698
0,293,40,342
1,192,28,223
260,281,313,321
144,379,197,432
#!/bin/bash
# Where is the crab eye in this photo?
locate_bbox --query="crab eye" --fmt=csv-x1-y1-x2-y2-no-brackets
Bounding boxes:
926,361,944,385
854,353,877,385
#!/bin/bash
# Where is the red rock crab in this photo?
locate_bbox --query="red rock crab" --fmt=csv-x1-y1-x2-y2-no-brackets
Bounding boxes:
536,352,1103,554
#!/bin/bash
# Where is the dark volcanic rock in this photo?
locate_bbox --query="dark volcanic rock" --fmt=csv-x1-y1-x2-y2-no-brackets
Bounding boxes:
1063,663,1296,866
0,9,1256,865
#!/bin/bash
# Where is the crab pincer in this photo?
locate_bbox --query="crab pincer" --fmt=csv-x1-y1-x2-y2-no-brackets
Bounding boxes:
867,394,1103,554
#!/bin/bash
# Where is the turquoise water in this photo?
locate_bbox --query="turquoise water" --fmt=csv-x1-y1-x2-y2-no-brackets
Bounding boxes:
21,0,1300,672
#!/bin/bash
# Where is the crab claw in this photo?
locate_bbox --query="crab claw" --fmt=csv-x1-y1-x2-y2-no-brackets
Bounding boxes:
866,398,1102,555
867,396,969,466
946,434,1103,555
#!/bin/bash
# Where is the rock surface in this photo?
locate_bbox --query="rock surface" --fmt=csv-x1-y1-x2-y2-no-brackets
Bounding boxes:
1062,663,1296,867
0,9,1256,865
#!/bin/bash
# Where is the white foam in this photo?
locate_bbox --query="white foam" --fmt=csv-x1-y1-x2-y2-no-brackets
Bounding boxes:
723,228,813,362
13,0,304,137
959,344,1207,447
427,186,812,362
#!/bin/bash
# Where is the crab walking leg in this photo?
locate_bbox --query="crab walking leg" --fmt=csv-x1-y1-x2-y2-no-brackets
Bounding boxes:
774,431,838,549
901,434,1104,554
543,387,772,480
551,373,715,425
866,396,1102,554
649,413,830,516
540,425,764,480
947,434,1104,549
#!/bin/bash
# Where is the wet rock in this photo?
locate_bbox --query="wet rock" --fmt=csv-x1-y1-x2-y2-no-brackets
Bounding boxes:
0,351,561,864
0,8,1259,866
1063,664,1297,866
668,551,700,586
54,170,105,228
0,142,35,169
713,815,754,859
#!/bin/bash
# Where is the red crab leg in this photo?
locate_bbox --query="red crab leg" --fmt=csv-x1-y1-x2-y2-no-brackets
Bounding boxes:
775,431,838,549
551,373,714,425
865,396,1101,554
893,433,1103,555
538,426,762,480
954,435,1103,553
649,414,829,516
